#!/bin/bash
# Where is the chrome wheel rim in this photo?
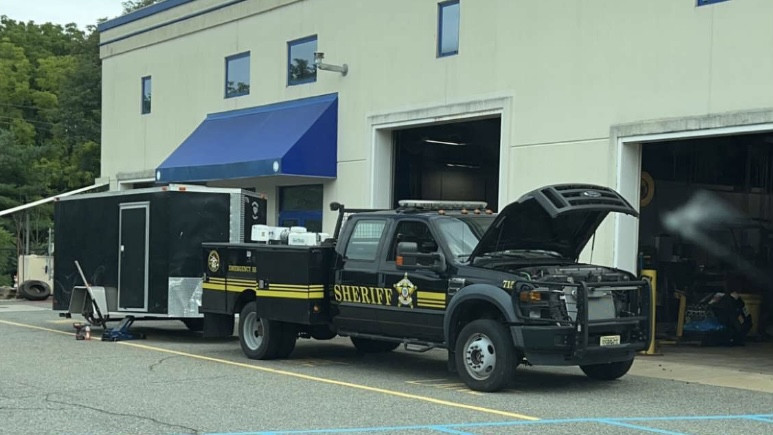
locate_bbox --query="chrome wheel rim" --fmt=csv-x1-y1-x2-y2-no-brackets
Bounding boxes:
243,311,264,350
463,333,496,381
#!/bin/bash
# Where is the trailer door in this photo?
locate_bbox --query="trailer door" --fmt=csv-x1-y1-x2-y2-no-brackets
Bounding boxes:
118,202,149,311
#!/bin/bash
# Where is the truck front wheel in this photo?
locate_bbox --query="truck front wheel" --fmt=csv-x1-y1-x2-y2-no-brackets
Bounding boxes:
239,301,281,359
455,319,516,392
580,358,634,380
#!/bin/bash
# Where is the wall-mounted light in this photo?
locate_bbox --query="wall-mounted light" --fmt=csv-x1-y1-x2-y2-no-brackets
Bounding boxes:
314,52,348,76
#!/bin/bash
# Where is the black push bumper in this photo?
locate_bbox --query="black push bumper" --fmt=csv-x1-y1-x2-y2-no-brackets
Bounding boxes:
510,279,651,366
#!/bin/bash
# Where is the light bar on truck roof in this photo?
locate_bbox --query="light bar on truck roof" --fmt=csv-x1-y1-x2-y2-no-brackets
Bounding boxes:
398,200,488,211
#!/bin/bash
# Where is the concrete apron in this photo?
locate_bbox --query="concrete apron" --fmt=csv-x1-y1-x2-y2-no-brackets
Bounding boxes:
631,342,773,394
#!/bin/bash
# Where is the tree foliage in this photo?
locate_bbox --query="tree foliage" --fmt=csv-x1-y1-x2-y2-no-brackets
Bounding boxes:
122,0,164,14
0,16,102,283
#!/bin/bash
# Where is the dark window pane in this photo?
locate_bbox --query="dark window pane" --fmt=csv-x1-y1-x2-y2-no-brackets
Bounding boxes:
438,1,459,57
279,185,323,211
225,52,250,98
141,76,151,114
288,36,317,86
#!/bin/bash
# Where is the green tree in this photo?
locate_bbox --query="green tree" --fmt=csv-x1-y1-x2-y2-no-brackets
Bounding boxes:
0,17,101,282
122,0,164,14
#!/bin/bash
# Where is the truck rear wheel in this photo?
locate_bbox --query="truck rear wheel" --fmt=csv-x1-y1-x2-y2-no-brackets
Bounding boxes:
455,319,516,392
351,337,400,353
239,301,281,359
580,358,634,380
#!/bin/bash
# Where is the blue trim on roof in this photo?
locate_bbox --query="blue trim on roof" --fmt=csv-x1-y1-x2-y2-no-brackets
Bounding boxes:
697,0,729,5
98,0,195,32
156,94,338,183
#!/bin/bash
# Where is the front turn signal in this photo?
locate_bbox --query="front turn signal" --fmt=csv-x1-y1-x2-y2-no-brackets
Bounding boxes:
519,291,542,303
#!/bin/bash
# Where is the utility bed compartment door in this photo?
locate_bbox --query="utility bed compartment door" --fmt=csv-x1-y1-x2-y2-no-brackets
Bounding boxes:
254,245,333,324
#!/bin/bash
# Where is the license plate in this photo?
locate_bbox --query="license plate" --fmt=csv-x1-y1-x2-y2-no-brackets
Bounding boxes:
600,335,621,346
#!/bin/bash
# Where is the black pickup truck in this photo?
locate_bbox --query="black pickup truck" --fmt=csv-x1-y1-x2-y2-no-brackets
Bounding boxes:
200,184,650,391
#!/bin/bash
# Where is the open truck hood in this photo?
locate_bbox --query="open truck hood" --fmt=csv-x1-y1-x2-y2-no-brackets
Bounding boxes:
469,184,638,262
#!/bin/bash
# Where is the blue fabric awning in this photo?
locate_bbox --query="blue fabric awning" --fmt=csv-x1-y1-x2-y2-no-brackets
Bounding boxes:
156,93,337,183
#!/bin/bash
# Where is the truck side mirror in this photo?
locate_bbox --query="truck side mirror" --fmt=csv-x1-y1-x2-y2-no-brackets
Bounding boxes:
396,242,446,273
396,242,418,266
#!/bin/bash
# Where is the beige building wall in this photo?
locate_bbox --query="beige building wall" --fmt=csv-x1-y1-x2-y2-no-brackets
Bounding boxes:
99,0,773,269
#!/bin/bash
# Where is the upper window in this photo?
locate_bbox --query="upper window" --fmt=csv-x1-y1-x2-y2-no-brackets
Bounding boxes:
225,52,250,98
288,36,317,86
697,0,729,5
345,219,387,261
141,76,151,114
437,0,460,57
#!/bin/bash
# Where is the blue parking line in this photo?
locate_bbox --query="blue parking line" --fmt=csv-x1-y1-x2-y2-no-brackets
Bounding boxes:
599,419,686,435
207,414,773,435
430,426,473,435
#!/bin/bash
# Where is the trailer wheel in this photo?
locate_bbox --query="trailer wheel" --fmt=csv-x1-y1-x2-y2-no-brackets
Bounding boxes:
181,318,204,332
18,280,51,301
455,319,516,392
239,301,281,359
580,358,635,381
350,337,400,353
275,323,297,358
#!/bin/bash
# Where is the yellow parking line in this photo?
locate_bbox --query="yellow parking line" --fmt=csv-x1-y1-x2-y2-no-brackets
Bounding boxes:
0,319,75,336
0,319,540,421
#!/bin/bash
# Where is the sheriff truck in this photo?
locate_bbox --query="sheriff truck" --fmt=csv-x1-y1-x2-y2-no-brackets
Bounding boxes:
199,184,651,392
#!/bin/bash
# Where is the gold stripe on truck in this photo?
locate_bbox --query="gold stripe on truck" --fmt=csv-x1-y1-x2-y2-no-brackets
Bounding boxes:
417,291,446,309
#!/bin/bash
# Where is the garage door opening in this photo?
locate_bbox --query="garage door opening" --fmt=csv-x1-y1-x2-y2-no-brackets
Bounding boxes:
392,117,501,210
639,132,773,348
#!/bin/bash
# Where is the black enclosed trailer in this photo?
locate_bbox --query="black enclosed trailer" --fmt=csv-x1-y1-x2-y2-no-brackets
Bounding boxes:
54,184,265,328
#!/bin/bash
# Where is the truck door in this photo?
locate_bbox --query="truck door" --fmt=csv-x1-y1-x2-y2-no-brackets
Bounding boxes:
332,217,389,334
118,202,150,311
378,220,447,341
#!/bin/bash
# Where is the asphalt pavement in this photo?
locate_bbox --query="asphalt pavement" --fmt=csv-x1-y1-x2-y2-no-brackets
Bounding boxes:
1,299,772,435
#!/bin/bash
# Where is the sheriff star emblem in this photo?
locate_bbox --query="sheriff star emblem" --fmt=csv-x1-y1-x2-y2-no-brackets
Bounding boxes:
207,250,220,273
394,272,417,308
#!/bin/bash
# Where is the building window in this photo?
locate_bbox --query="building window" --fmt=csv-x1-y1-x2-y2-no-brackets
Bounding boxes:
437,0,460,57
278,184,323,232
225,52,250,98
288,36,317,86
141,76,151,114
697,0,729,5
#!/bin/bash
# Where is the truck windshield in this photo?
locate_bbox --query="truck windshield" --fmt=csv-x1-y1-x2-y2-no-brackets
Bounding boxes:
435,216,495,261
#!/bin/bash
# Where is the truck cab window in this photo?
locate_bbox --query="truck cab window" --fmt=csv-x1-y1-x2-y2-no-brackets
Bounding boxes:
387,221,438,261
345,219,387,261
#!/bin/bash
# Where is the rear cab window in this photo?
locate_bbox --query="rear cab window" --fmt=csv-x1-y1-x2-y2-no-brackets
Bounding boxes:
345,219,388,261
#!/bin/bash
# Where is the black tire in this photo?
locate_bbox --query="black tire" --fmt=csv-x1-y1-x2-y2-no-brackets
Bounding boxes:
238,301,282,359
580,358,635,381
181,318,204,332
18,280,51,301
351,337,400,353
455,319,516,392
275,323,297,358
